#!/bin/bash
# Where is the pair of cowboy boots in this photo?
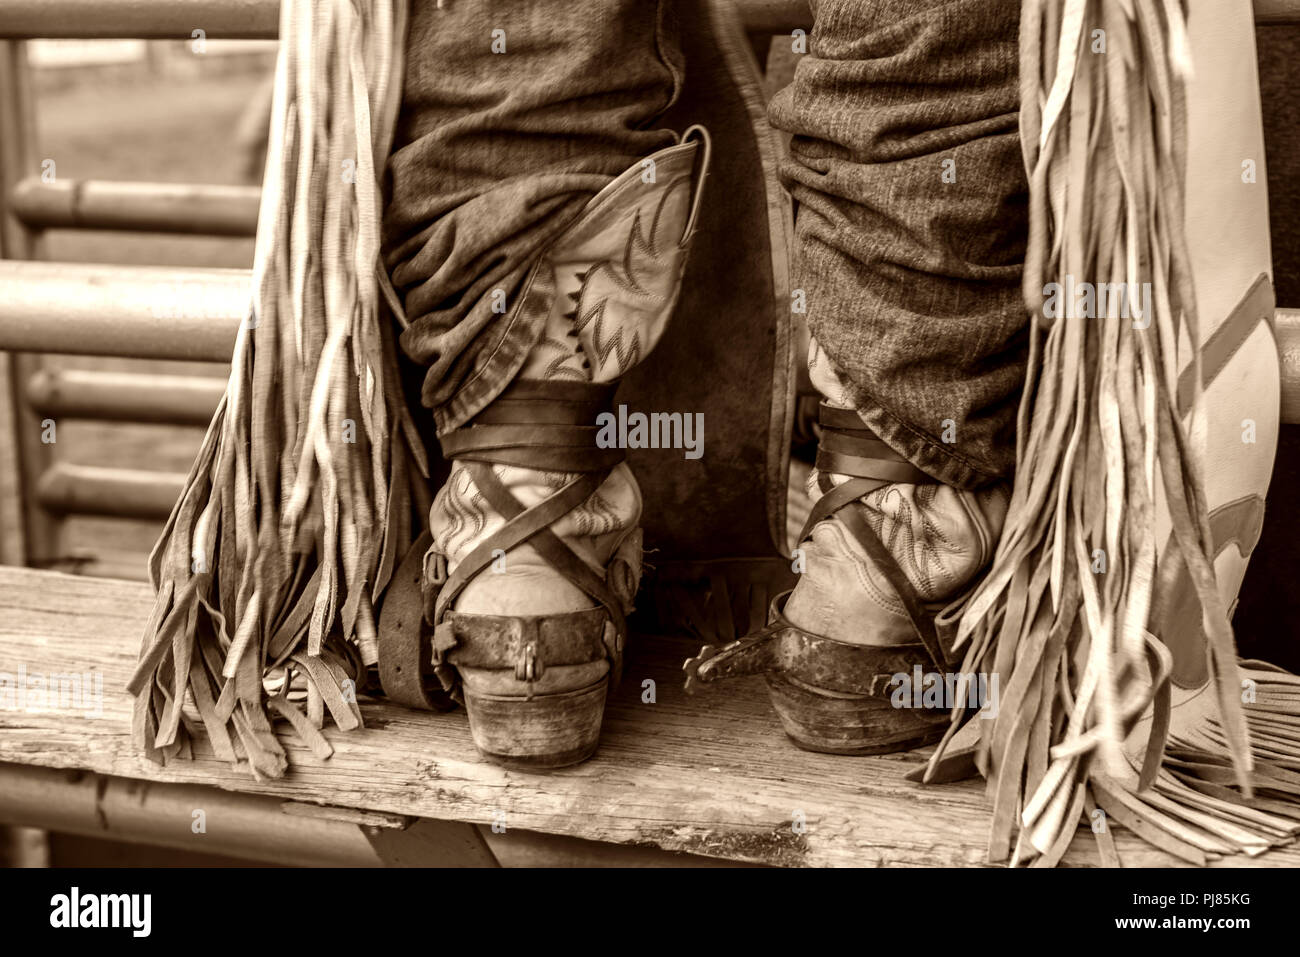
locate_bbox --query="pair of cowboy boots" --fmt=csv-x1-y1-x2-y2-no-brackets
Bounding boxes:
392,121,1009,766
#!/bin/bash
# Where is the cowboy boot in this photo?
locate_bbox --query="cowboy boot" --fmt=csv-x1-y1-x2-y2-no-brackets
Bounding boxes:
686,338,1009,754
421,128,710,768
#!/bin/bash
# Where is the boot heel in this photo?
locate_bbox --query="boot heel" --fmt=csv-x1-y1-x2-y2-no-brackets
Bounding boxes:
440,607,617,769
462,678,609,769
765,673,948,756
684,590,953,756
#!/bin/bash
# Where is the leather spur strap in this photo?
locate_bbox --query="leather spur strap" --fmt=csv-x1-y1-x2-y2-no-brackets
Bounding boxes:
377,527,459,711
688,591,958,697
798,403,953,673
429,378,629,680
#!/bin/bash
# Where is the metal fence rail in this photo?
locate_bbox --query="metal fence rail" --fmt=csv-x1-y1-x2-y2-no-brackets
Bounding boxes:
27,368,226,425
1258,0,1300,24
0,40,56,565
1279,308,1300,426
13,178,259,236
0,1,1295,39
0,0,280,40
36,463,184,520
0,261,246,362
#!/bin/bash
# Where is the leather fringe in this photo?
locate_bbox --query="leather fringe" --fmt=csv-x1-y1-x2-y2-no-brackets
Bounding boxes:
131,0,423,779
926,0,1300,866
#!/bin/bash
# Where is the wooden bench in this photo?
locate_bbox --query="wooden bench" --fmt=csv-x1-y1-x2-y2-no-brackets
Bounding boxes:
3,566,1298,867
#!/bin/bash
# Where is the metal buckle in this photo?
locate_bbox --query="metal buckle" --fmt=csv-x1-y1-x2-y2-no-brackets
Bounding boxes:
515,640,540,683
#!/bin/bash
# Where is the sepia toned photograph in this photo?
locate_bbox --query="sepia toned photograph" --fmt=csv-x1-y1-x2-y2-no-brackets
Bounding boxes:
0,0,1296,929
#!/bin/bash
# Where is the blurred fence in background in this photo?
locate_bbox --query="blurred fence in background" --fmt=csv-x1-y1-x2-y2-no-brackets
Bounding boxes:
0,36,272,578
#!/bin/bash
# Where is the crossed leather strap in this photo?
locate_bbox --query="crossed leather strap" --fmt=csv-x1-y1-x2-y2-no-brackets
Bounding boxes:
795,403,953,674
419,377,629,697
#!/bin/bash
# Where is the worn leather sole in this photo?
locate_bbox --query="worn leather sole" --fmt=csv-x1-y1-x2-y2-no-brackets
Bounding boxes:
461,678,608,769
765,672,949,756
684,589,955,756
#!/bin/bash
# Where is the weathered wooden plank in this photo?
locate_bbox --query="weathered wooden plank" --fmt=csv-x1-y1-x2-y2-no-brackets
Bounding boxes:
1,566,1297,867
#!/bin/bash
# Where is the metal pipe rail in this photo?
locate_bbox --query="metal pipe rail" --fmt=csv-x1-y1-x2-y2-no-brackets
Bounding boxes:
0,0,280,39
0,1,1294,39
36,463,185,519
1258,0,1300,24
1279,308,1300,425
12,178,260,236
0,763,493,868
0,260,246,362
27,368,226,425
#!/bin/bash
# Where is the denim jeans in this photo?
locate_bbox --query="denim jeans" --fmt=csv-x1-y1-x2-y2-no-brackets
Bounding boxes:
769,0,1027,488
383,0,684,433
383,0,1027,487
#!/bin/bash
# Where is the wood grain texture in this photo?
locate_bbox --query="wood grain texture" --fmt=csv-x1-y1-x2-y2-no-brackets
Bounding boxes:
1,566,1297,867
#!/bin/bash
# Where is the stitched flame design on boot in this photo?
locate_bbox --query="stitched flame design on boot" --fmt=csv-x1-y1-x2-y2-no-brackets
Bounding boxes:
784,339,1010,647
429,135,703,697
